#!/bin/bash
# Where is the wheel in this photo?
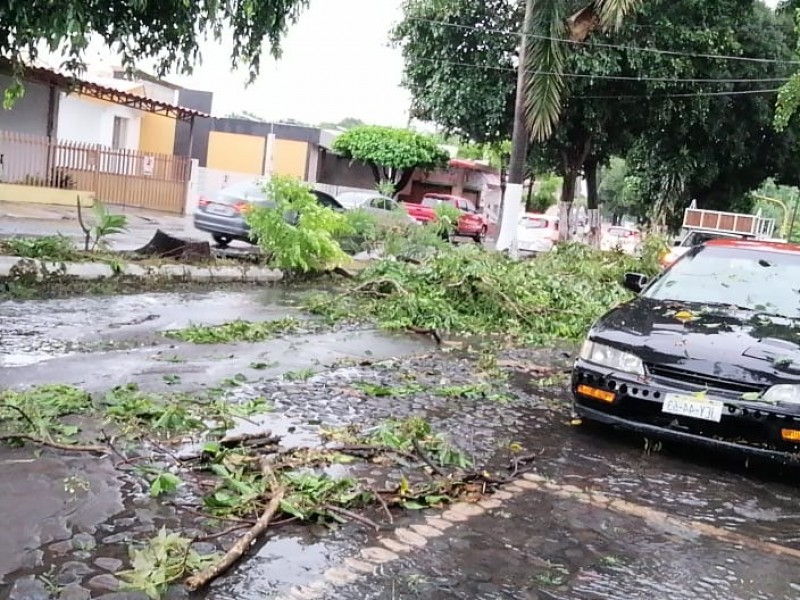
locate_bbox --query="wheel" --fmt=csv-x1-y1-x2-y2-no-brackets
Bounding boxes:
212,234,232,248
473,226,487,244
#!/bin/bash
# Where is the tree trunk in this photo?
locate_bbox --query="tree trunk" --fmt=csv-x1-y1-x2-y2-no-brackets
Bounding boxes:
525,176,535,212
557,172,577,242
393,168,416,198
585,158,601,248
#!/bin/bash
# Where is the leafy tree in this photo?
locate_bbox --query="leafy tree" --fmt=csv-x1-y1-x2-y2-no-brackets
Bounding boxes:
528,174,561,213
391,0,520,144
1,0,308,104
598,157,645,224
616,0,800,229
332,125,450,195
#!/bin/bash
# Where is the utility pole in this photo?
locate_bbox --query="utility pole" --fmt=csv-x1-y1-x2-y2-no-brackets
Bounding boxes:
496,0,534,254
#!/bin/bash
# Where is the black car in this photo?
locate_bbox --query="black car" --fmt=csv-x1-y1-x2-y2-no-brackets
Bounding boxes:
573,239,800,463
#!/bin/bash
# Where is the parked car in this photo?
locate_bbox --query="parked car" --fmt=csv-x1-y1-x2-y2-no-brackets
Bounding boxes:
659,231,741,268
402,194,489,242
601,226,641,254
334,191,418,227
573,239,800,462
517,213,558,254
194,180,343,247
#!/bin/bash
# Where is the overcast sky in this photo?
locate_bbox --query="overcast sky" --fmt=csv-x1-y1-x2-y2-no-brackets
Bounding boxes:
168,0,409,126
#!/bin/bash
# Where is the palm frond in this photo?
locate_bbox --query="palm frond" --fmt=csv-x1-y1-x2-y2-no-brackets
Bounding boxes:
523,0,568,141
524,0,642,140
594,0,641,30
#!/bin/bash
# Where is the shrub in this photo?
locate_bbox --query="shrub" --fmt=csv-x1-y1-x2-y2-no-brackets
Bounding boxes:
245,176,351,272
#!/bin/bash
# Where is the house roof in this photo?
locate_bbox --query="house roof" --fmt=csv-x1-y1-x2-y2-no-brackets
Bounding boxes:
2,61,207,122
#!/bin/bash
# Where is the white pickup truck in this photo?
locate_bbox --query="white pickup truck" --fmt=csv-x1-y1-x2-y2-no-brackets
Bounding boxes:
659,205,779,268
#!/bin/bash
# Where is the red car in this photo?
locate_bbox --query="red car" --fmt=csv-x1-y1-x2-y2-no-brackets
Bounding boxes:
402,194,489,242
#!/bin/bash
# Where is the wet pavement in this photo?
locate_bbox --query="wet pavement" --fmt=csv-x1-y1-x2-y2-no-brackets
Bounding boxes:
0,201,206,252
2,288,800,599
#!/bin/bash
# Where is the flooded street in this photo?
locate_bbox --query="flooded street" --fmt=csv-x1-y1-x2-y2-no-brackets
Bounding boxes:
2,288,800,599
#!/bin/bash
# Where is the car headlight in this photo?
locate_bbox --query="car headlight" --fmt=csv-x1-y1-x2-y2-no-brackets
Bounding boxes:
579,340,644,376
761,384,800,405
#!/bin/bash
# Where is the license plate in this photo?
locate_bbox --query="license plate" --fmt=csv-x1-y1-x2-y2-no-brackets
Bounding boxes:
662,393,724,423
207,203,235,216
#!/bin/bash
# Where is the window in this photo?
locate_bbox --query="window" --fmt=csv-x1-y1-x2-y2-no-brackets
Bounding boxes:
112,116,128,149
644,245,800,318
369,197,394,211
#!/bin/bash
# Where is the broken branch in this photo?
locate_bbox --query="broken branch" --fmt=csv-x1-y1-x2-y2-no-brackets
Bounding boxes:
324,504,382,531
184,459,285,591
0,433,108,454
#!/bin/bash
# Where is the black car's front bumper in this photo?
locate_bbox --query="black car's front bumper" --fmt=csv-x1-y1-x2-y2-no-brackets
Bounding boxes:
572,359,800,464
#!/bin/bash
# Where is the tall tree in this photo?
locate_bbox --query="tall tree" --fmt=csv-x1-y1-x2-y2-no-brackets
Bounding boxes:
391,0,520,144
616,0,800,229
1,0,308,102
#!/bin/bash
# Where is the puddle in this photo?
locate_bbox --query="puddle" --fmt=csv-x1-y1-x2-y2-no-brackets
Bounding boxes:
209,533,359,600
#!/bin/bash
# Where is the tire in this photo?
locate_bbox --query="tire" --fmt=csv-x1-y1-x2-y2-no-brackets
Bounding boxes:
473,226,487,244
212,234,232,248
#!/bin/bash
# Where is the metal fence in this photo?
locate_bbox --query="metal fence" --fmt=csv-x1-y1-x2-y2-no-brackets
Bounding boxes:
0,130,191,214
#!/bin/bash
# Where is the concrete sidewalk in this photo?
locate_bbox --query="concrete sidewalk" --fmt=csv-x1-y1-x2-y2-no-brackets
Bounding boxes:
0,201,209,251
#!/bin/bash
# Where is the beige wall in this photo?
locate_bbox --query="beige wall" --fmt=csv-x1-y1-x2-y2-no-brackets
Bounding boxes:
207,131,265,175
272,139,308,178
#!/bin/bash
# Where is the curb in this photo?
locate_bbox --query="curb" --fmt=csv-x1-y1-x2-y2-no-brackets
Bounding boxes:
0,255,284,284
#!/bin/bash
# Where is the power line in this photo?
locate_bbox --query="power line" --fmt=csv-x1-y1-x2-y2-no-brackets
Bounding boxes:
406,16,800,67
413,56,790,84
575,88,781,99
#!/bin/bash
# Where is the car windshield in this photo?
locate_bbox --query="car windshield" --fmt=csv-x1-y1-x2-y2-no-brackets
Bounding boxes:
683,231,739,246
218,180,267,204
422,197,448,208
609,228,634,237
336,192,370,209
644,245,800,318
521,217,548,229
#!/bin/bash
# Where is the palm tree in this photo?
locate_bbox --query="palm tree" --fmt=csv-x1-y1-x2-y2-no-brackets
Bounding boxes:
524,0,642,141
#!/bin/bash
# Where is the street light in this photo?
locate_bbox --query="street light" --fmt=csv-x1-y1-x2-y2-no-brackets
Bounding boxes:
752,193,790,238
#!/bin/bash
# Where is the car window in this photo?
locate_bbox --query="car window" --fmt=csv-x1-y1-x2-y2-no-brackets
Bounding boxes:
463,200,477,213
609,227,633,237
369,197,393,211
521,217,549,229
422,197,444,208
313,191,342,210
218,180,267,203
644,245,800,318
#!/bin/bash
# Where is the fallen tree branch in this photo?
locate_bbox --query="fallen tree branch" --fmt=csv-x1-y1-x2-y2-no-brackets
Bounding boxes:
0,403,39,431
185,459,285,591
370,485,394,524
324,504,381,531
412,439,447,477
0,433,108,454
406,326,443,345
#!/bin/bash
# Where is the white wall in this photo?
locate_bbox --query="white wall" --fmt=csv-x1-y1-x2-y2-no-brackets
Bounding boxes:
185,166,256,214
57,93,141,150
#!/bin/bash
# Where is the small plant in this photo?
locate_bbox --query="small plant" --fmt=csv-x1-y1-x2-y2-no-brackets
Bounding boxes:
119,528,217,599
283,368,315,382
148,471,183,498
77,198,128,251
2,235,76,261
365,417,472,469
0,384,93,443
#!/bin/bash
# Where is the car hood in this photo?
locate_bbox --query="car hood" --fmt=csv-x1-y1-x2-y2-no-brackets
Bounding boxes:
591,297,800,385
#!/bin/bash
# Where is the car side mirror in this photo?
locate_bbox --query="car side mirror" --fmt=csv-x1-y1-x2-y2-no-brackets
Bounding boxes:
623,272,648,294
